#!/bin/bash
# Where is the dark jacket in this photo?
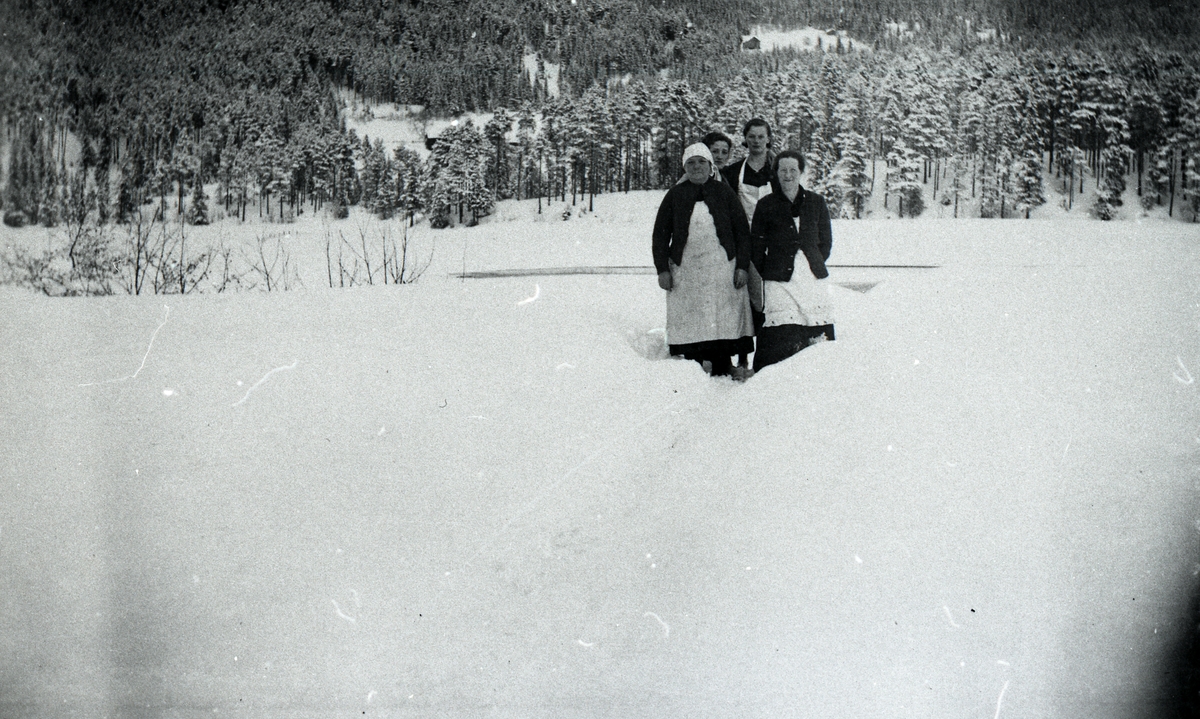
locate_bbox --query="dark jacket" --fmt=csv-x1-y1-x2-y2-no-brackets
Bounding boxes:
750,183,832,282
652,178,751,275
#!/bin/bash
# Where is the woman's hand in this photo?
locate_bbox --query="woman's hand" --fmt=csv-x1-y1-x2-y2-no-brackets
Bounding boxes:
658,271,673,291
734,269,748,288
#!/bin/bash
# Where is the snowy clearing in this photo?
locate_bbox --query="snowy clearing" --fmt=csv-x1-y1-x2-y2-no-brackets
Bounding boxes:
1,190,1199,719
741,26,870,53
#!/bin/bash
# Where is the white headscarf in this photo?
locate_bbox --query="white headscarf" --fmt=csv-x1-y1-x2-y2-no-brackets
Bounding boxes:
681,142,714,168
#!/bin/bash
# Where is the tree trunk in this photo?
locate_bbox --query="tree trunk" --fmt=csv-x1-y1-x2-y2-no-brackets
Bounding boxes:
1068,158,1074,210
1137,150,1143,196
1169,148,1176,217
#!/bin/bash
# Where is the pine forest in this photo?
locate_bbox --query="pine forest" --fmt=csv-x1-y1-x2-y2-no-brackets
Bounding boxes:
3,0,1200,238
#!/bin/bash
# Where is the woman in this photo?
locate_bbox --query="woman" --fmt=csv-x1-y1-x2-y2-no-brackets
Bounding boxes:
749,150,835,372
721,119,776,379
698,130,755,376
676,131,734,186
701,131,734,178
653,143,755,378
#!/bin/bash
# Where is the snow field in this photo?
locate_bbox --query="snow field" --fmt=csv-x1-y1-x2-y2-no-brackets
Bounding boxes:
1,191,1199,718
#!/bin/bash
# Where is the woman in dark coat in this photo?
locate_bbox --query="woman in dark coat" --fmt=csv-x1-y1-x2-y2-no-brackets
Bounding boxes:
653,143,755,377
749,150,835,372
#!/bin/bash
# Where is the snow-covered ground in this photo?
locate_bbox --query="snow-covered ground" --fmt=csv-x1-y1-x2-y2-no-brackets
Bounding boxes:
2,190,1199,719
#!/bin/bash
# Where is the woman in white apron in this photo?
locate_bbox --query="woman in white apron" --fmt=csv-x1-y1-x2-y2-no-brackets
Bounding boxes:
651,143,755,378
720,118,776,379
748,150,835,372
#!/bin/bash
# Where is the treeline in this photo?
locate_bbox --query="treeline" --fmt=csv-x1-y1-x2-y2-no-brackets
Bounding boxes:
351,43,1200,225
5,43,1200,231
3,0,1200,233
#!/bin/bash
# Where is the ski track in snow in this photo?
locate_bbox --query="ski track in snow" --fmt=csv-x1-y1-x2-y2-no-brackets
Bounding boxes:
232,360,298,407
78,305,170,387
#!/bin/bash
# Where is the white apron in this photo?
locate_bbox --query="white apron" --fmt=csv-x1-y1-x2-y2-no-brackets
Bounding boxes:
762,216,835,328
666,203,754,346
737,160,771,312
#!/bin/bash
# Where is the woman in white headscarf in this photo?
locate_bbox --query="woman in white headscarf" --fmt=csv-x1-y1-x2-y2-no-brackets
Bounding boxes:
652,143,755,378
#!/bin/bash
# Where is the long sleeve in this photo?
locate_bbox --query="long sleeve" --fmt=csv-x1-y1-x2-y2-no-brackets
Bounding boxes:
816,195,833,261
651,191,675,274
728,190,752,271
799,193,830,280
749,200,769,272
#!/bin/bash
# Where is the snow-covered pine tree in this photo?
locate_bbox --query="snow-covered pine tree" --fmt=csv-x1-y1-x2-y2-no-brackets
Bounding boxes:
374,163,399,220
1010,88,1046,218
424,120,492,227
358,137,390,212
515,103,538,200
393,146,423,225
171,140,202,217
1176,92,1200,221
975,75,1019,218
423,132,454,228
830,129,871,218
806,136,838,207
1185,154,1200,222
816,55,847,145
942,152,969,218
875,66,910,164
455,122,493,224
1011,149,1046,218
539,98,569,201
1145,144,1173,211
776,64,819,154
1125,88,1163,201
1093,146,1123,220
187,179,210,225
484,109,513,200
715,71,759,164
886,139,924,217
1093,114,1131,220
4,125,44,224
573,87,611,207
978,148,1014,218
900,63,950,187
655,80,703,188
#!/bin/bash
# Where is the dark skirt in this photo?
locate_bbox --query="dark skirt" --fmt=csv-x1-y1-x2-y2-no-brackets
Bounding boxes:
752,324,834,372
670,337,754,376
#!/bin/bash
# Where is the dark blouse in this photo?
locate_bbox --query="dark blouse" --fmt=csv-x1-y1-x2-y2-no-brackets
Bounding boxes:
721,156,775,190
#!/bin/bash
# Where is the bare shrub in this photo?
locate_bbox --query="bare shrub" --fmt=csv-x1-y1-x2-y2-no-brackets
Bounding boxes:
3,224,122,296
123,211,213,295
325,219,432,288
244,231,302,291
382,223,433,284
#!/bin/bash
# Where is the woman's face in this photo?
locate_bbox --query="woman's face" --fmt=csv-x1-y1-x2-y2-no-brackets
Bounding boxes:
744,125,770,156
708,141,730,168
777,157,802,190
684,156,712,184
